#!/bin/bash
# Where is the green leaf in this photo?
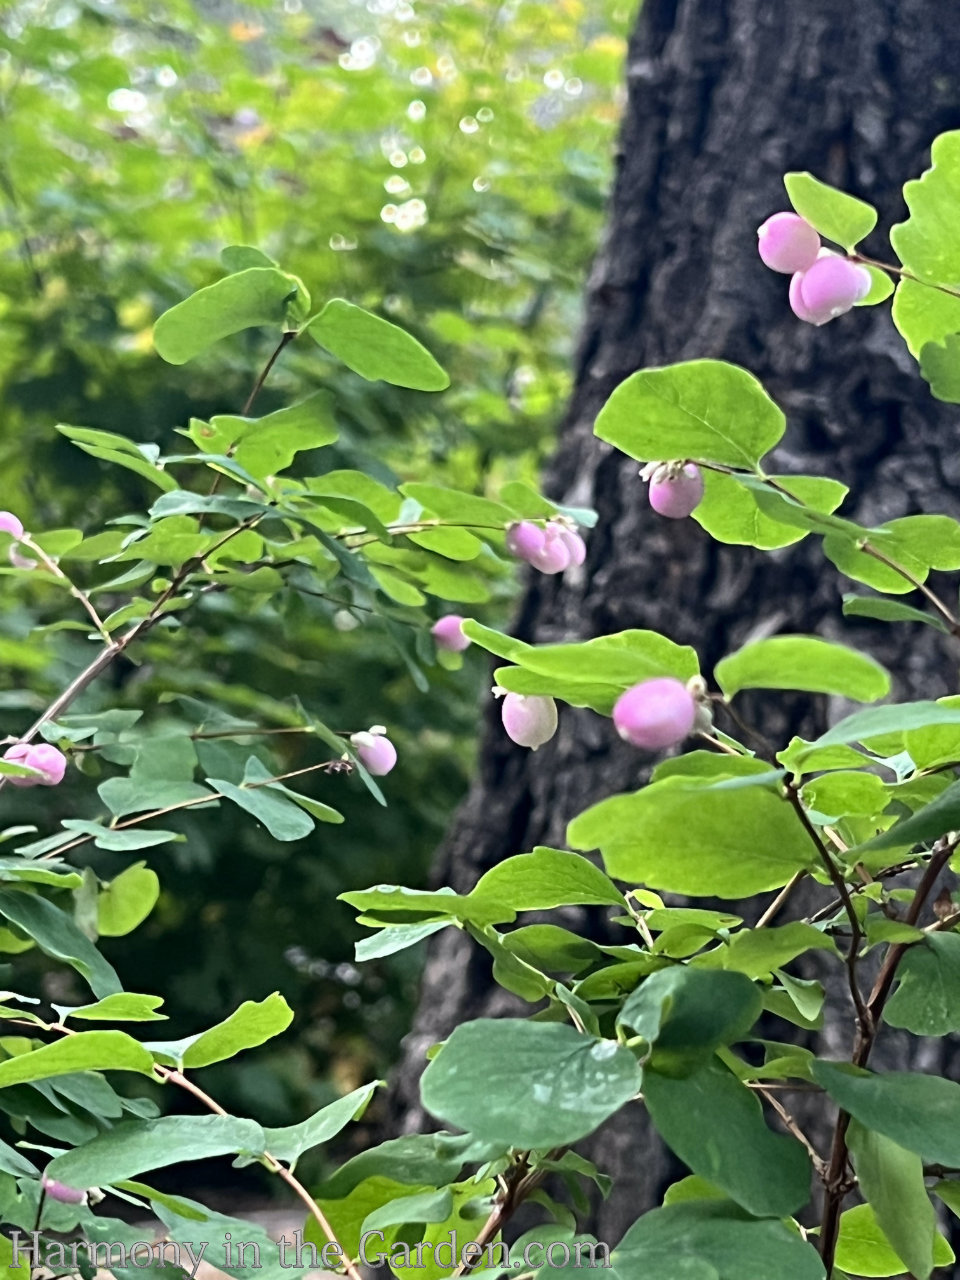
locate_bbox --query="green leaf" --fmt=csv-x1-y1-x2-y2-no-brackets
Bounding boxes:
305,299,449,391
891,277,960,360
355,921,447,962
813,1061,960,1165
643,1063,809,1218
58,993,166,1023
594,359,784,470
883,934,960,1036
190,392,339,480
46,1114,265,1189
715,636,889,702
568,778,815,898
855,264,896,306
0,890,121,998
801,771,887,820
842,594,948,632
181,994,294,1069
97,777,215,819
472,848,627,912
793,701,960,766
56,426,179,492
825,514,960,593
854,776,960,855
847,1121,939,1280
262,1082,381,1164
618,968,762,1074
61,819,181,852
153,268,300,364
207,772,314,842
833,1202,953,1279
722,923,837,979
694,472,848,550
400,483,513,528
420,1020,641,1148
608,1201,826,1280
892,131,960,284
342,884,505,928
0,1030,156,1085
783,172,877,248
317,1132,481,1200
920,333,960,403
98,863,161,937
361,1187,453,1234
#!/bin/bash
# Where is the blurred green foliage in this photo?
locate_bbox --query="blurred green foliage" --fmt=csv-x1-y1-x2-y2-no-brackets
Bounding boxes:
0,0,629,1174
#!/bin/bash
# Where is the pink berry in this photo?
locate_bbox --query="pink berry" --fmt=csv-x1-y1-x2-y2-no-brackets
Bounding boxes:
0,512,24,540
757,212,821,274
3,743,68,787
613,678,697,751
350,727,397,776
529,524,571,574
505,521,546,564
556,524,586,567
792,256,872,325
432,614,470,652
647,464,704,519
42,1175,86,1205
500,692,558,751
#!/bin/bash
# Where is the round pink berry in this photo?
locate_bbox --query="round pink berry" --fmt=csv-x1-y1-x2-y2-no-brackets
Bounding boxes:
3,743,68,787
757,212,821,274
350,728,397,777
432,614,470,652
613,678,697,751
793,256,872,325
500,692,558,751
529,524,571,574
648,464,704,519
556,525,586,567
42,1175,86,1205
505,521,546,564
0,512,24,540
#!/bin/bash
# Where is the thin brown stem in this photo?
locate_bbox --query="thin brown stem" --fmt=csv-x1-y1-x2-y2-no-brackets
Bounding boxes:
19,535,111,642
449,1153,555,1279
859,542,960,635
241,331,297,418
756,871,807,928
758,1088,826,1177
851,252,960,300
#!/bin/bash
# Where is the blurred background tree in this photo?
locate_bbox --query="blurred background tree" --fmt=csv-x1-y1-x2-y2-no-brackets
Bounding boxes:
0,0,631,1195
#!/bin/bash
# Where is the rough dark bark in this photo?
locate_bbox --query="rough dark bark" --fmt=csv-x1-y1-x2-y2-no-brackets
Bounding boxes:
389,0,960,1245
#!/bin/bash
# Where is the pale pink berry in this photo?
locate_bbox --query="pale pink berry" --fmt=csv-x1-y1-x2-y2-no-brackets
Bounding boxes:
505,521,546,563
791,256,872,325
3,743,68,787
556,525,586,567
0,512,24,540
350,727,397,776
647,464,704,519
42,1175,86,1205
757,212,821,274
613,678,697,751
499,692,558,751
432,614,470,652
529,524,571,574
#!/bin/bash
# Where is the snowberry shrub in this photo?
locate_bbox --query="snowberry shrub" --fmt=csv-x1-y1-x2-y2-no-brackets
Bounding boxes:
6,133,960,1280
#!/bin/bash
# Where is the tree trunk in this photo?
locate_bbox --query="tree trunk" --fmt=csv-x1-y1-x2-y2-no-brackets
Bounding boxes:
389,0,960,1244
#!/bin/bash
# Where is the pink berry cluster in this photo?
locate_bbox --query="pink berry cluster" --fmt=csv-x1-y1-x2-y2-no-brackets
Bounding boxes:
640,461,704,520
757,212,871,325
350,725,397,776
0,511,34,569
506,518,585,575
3,741,68,787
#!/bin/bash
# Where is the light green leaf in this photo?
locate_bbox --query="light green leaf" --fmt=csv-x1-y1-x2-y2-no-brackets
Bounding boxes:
190,392,338,480
854,264,896,306
262,1082,381,1164
722,923,836,979
643,1063,809,1218
853,776,960,855
842,594,948,632
207,773,314,842
0,1030,155,1086
154,268,301,364
182,994,294,1069
568,777,814,898
920,333,960,402
62,819,181,852
361,1187,453,1234
848,1121,939,1280
472,848,627,912
783,172,877,248
793,701,960,766
715,636,889,702
0,890,121,998
420,1020,641,1148
892,277,960,360
355,921,447,962
801,771,887,820
305,299,449,390
98,863,161,938
833,1202,953,1278
45,1115,265,1187
594,360,784,470
694,472,847,550
58,993,166,1023
891,131,960,288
